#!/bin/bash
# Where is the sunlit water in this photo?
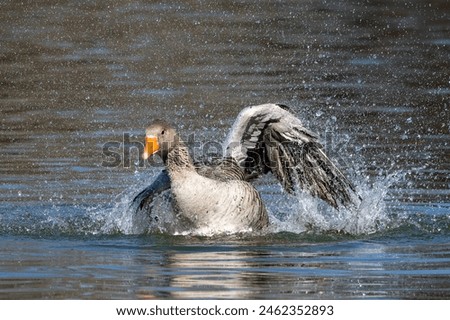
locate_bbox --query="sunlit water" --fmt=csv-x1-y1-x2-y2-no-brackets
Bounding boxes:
0,0,449,299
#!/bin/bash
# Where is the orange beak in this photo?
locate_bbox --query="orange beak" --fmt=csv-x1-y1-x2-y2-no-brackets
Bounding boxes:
143,135,159,160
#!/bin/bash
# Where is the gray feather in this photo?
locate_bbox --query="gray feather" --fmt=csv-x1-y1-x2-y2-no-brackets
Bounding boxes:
225,103,360,209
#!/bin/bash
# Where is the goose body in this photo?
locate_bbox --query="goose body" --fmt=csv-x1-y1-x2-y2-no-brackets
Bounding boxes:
131,103,359,234
170,168,267,233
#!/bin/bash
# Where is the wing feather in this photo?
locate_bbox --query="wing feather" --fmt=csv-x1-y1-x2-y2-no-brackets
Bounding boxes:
225,103,359,209
130,170,171,212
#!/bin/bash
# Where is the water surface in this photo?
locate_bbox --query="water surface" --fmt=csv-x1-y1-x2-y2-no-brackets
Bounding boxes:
0,0,449,299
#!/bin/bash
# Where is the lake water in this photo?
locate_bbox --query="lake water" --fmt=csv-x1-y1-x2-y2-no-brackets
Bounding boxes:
0,0,449,299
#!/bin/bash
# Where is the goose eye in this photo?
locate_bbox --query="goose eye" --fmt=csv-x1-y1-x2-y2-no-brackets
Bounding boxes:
161,130,165,135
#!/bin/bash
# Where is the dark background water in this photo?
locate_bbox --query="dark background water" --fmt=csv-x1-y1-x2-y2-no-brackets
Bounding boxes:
0,0,449,299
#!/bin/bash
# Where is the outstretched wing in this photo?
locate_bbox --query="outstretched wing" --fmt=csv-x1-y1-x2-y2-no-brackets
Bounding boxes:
224,103,359,209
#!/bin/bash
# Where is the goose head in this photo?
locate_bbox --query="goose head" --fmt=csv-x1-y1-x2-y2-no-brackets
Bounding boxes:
143,120,179,162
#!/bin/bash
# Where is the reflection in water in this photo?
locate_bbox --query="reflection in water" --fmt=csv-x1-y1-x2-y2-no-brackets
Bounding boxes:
0,236,449,299
153,251,254,299
133,240,449,299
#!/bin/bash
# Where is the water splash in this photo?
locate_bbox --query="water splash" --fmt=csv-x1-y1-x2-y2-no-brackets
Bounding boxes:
86,173,172,235
1,167,446,238
0,203,102,236
269,172,401,235
87,168,401,236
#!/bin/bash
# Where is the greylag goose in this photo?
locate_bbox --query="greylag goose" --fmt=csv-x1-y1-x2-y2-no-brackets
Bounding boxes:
131,103,359,234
